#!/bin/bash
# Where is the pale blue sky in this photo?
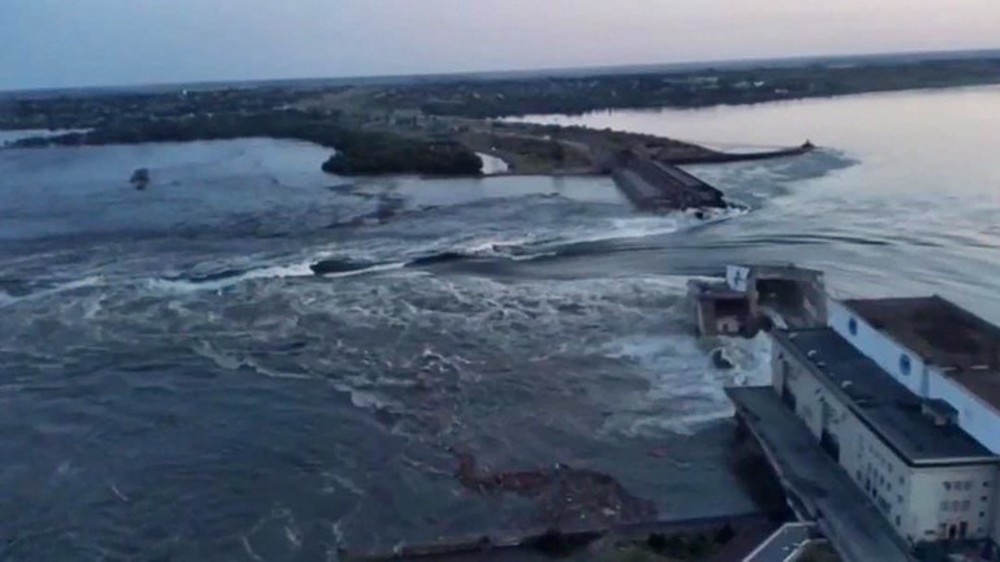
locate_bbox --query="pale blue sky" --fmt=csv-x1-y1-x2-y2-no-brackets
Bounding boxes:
2,0,998,90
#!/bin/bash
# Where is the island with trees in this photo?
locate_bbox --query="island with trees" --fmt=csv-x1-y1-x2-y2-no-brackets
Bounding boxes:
3,52,999,176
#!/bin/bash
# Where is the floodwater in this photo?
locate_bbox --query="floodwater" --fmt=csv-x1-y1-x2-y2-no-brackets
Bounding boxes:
2,85,999,559
512,85,1000,310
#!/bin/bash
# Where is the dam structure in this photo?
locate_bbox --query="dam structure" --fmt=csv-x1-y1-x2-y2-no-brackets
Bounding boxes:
610,150,727,212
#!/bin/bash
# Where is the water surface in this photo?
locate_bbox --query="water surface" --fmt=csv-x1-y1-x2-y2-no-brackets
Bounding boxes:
513,85,1000,311
2,86,999,559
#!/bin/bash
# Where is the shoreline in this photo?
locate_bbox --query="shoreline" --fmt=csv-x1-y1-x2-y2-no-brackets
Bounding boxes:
1,119,815,180
4,55,998,178
499,80,1000,120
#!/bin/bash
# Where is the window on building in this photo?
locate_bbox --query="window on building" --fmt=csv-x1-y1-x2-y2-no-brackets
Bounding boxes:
945,482,952,491
899,476,904,485
895,515,901,527
965,481,973,491
898,495,903,504
952,500,961,511
848,318,858,336
985,481,991,488
941,501,949,511
981,512,986,519
982,496,988,502
962,500,970,511
900,354,912,376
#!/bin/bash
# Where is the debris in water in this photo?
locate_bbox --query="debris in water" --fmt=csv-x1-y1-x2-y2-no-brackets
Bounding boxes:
452,449,657,528
711,348,736,370
130,168,151,190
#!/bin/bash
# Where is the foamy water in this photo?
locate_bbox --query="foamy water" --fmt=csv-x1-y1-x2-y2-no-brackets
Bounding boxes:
476,152,510,175
0,128,92,146
4,86,1000,557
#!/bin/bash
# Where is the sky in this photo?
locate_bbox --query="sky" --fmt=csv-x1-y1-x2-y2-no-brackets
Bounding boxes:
2,0,999,90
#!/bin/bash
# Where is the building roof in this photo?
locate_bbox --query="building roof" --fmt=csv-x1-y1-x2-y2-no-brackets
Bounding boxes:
776,327,995,465
844,296,1000,413
733,262,825,277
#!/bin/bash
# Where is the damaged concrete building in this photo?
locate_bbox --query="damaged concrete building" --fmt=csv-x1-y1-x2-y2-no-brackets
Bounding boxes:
689,263,828,336
731,293,1000,559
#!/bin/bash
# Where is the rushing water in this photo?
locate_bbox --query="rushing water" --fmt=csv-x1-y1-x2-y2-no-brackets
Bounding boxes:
513,85,1000,311
1,86,999,559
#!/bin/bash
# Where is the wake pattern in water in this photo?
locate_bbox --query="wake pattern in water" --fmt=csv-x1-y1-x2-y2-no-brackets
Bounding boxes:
0,138,785,557
41,204,742,295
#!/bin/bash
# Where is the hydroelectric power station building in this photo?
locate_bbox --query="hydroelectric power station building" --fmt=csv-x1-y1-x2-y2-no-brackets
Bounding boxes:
730,286,1000,559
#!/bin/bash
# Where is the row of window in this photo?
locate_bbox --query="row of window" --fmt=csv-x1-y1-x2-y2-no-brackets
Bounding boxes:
870,470,894,493
866,445,896,474
863,446,905,489
944,480,974,492
917,523,986,541
941,500,972,512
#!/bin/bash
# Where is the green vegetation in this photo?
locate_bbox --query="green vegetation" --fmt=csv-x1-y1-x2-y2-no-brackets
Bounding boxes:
376,57,1000,118
7,54,998,177
9,112,483,176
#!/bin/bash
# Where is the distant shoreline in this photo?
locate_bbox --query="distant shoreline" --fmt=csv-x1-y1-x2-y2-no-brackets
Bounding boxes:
3,47,998,97
5,55,997,178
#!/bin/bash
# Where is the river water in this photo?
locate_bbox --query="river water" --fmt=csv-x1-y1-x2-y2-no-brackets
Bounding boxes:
1,86,998,560
514,85,1000,308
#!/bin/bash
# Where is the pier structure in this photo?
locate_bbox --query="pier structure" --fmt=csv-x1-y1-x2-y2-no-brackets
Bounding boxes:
610,149,727,212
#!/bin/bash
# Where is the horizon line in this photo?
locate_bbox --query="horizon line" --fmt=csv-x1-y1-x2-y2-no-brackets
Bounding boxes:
3,46,999,95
